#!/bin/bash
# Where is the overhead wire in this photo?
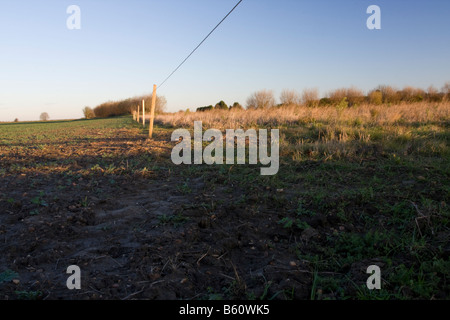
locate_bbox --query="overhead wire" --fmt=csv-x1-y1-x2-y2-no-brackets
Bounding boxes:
158,0,243,89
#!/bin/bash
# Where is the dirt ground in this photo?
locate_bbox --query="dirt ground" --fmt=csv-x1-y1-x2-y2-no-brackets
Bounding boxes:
1,175,314,300
0,124,315,300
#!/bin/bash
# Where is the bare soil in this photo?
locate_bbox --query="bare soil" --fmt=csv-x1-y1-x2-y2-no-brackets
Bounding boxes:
0,125,312,300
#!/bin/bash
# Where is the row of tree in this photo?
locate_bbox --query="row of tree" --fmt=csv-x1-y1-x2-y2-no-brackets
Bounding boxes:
83,95,167,119
80,83,449,118
195,83,450,112
196,101,243,112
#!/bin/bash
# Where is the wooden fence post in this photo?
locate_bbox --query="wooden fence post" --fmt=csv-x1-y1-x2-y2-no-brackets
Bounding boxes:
149,84,157,138
142,99,145,127
137,105,140,123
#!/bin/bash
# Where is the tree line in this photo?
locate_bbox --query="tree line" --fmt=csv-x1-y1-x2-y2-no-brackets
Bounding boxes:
194,83,450,112
79,83,449,120
83,95,167,119
196,101,244,112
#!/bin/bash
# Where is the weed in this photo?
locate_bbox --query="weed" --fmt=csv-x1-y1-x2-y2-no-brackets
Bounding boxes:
310,269,319,300
15,290,43,300
204,287,223,300
0,270,18,283
177,181,192,194
278,217,294,229
80,196,89,207
278,216,311,231
31,191,47,207
296,201,316,217
259,281,272,300
157,214,189,228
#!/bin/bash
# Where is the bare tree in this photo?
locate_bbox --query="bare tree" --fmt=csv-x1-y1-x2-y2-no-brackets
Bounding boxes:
442,82,450,101
144,95,167,114
376,85,400,104
427,86,438,95
246,90,275,109
156,95,167,114
280,89,300,106
426,86,443,102
40,112,50,121
301,88,319,107
82,106,95,119
442,82,450,93
329,87,365,106
399,86,425,103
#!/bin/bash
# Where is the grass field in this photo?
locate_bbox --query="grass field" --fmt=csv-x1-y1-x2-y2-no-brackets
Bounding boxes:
0,102,449,300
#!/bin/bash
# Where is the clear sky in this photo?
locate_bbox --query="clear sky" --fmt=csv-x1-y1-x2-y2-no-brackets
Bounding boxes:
1,0,449,121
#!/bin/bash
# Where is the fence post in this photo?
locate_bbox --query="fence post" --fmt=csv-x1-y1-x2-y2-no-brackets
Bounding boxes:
149,84,157,138
142,99,145,127
137,105,140,123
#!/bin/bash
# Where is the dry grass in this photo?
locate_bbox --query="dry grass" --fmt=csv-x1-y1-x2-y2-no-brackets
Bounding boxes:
154,102,449,162
155,102,449,130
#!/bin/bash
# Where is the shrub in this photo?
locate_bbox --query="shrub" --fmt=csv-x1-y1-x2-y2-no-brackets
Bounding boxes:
441,82,450,101
280,89,300,106
301,88,319,107
196,106,214,112
82,107,95,119
319,98,332,106
93,94,167,118
230,102,244,110
214,101,228,110
246,90,275,109
329,87,365,107
336,97,349,111
376,85,401,104
399,86,425,103
426,86,444,102
368,90,383,105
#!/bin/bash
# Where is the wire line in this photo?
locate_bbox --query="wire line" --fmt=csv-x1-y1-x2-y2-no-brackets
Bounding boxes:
158,0,243,88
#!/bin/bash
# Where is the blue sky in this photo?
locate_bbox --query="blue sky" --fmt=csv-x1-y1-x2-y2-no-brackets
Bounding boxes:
1,0,449,121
